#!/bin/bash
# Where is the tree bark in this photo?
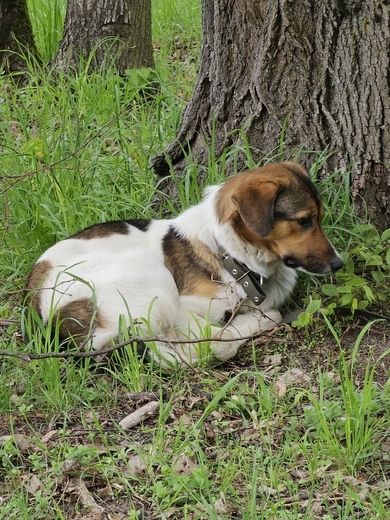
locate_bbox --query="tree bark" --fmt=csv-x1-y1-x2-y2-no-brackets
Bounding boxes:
55,0,154,75
0,0,39,73
151,0,390,231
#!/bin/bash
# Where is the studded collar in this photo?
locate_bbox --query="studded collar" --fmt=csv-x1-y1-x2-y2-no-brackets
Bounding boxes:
221,251,266,306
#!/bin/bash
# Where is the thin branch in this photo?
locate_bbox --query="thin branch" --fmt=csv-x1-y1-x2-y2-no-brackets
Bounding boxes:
0,319,18,327
0,329,277,362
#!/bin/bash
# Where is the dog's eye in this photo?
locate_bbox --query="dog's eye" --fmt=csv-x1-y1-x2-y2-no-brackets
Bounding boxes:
297,216,313,229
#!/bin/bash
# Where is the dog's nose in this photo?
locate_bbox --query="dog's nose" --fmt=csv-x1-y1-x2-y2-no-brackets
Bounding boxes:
331,256,344,273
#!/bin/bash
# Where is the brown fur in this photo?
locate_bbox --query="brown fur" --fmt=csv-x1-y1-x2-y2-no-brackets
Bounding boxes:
56,298,105,343
25,260,52,312
163,228,223,297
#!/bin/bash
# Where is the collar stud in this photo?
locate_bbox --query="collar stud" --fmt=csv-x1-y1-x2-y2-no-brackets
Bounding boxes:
222,252,266,306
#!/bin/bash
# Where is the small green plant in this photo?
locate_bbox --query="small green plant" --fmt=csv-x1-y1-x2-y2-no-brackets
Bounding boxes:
302,317,390,471
331,225,390,309
293,223,390,328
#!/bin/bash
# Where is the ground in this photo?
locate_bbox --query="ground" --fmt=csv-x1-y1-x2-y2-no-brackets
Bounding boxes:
1,313,389,519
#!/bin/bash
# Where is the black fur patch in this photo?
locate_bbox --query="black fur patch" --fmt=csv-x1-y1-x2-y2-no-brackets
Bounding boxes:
284,164,322,208
70,219,151,239
273,174,322,222
125,219,152,232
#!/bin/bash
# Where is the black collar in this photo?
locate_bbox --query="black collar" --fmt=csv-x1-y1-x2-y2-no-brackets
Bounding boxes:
221,252,266,306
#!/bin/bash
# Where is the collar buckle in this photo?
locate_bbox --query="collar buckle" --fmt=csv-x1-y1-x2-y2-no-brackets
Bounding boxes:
222,252,266,306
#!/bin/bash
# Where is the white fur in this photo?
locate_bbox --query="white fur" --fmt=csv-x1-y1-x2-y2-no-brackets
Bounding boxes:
32,185,296,367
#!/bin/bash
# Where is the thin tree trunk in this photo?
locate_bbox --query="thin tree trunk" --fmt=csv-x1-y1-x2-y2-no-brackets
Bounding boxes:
55,0,154,75
0,0,39,74
151,0,390,231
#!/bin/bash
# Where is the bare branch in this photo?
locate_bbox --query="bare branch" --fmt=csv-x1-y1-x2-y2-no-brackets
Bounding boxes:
119,401,160,430
0,329,277,362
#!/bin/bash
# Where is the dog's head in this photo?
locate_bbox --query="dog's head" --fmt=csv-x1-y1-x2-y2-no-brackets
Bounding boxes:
216,162,343,275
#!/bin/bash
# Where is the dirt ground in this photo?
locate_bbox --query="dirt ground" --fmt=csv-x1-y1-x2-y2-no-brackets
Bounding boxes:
1,315,389,519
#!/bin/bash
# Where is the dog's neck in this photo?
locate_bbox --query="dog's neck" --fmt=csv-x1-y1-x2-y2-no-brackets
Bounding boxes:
173,187,277,279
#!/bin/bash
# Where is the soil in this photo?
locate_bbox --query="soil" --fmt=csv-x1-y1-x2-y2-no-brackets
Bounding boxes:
1,315,389,519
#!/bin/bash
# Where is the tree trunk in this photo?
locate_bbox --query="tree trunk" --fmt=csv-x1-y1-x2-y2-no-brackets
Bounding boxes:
55,0,154,75
151,0,390,231
0,0,39,73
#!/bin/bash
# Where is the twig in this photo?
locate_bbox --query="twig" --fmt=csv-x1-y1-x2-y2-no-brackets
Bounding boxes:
0,319,18,327
119,401,160,430
0,329,277,361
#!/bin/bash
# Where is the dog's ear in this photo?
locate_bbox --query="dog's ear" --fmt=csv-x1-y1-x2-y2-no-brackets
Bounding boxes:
232,182,280,237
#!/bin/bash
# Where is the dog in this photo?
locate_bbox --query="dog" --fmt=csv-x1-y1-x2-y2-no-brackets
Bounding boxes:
25,162,343,367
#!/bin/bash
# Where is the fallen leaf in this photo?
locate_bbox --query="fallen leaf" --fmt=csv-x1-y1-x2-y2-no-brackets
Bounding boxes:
213,491,238,514
257,484,278,496
290,468,309,481
0,434,42,454
127,454,147,476
274,380,287,397
275,368,311,396
23,474,43,495
263,354,282,366
62,458,83,473
240,428,260,442
41,430,57,443
83,410,96,424
96,486,113,499
173,454,199,476
188,397,205,409
326,371,341,385
69,478,105,519
179,414,193,425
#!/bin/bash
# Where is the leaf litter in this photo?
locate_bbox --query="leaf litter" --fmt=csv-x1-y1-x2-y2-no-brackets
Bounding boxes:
0,322,389,518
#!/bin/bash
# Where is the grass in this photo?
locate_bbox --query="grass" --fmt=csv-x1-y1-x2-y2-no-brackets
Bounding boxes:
1,0,390,518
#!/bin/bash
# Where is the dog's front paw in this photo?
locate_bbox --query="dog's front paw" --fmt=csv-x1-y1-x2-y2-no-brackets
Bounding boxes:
258,308,282,331
230,308,281,336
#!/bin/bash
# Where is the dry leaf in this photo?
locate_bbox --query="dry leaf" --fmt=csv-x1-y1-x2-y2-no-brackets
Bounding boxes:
69,478,105,519
240,428,261,442
326,371,341,385
173,454,199,476
204,423,216,442
84,410,96,424
23,474,43,495
213,492,238,514
127,454,147,476
379,441,390,460
0,434,42,454
188,397,205,409
41,430,57,443
274,380,287,397
179,414,193,425
62,458,82,473
263,354,282,366
275,368,311,396
290,468,309,480
257,484,278,496
96,486,113,499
